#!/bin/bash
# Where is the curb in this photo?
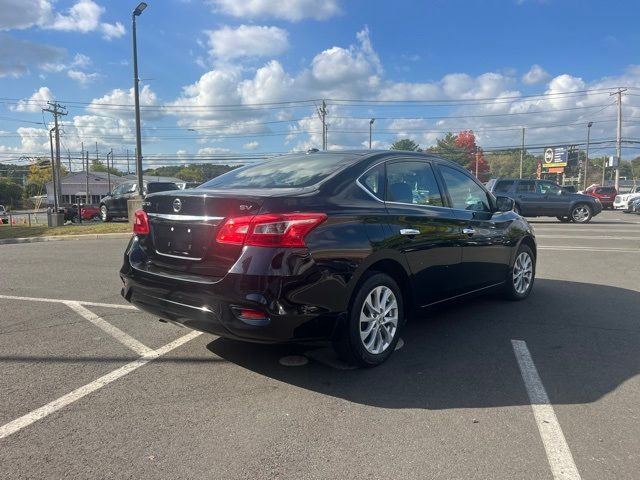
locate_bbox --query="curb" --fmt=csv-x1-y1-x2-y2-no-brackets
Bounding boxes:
0,233,132,245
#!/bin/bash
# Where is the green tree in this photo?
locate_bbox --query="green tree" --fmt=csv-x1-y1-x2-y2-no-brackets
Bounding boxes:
427,132,467,166
91,159,122,176
390,138,422,152
0,178,23,208
485,150,538,179
24,160,68,197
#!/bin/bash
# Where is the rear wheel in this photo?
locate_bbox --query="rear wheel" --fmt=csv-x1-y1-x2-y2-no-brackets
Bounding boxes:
571,203,592,223
334,272,404,367
503,244,535,300
100,205,110,222
556,216,572,223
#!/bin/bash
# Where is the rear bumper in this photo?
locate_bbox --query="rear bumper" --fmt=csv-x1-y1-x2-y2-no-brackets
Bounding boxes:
119,237,342,343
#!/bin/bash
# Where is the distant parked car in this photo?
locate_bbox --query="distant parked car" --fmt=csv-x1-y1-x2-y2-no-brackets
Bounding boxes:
584,185,617,209
629,197,640,214
100,180,179,222
613,186,640,212
65,204,101,222
0,205,7,224
486,178,603,223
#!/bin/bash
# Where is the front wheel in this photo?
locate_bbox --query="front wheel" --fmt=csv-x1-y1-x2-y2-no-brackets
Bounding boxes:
571,204,592,223
100,205,110,222
334,272,404,367
503,244,535,300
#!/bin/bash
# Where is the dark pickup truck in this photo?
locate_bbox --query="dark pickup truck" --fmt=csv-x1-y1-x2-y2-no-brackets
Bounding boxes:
486,178,602,223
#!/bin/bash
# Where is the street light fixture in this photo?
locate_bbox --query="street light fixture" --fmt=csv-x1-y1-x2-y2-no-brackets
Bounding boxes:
369,118,375,149
132,2,147,198
584,121,593,190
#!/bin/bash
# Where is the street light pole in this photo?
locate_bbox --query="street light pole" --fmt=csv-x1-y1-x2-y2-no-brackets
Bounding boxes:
584,122,593,190
369,118,375,149
132,2,147,196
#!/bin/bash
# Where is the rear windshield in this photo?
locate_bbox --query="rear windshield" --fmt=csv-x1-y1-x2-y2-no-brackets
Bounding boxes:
201,154,355,189
146,182,179,193
597,187,616,194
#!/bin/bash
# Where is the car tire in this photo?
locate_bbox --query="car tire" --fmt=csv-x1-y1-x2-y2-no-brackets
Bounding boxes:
556,216,572,223
503,244,535,301
570,203,592,223
100,205,110,222
92,214,100,221
334,272,404,367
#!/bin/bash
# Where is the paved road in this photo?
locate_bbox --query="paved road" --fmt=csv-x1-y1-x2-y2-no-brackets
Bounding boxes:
1,211,639,479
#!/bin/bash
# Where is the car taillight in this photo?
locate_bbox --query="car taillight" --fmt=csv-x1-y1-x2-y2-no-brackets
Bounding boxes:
216,213,327,247
133,209,150,235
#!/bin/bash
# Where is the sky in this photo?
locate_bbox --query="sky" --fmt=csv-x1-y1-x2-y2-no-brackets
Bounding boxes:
1,0,639,171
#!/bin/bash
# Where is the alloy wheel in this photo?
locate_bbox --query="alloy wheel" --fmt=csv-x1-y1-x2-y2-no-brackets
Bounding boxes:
571,205,590,222
100,206,108,221
512,251,533,295
359,286,398,354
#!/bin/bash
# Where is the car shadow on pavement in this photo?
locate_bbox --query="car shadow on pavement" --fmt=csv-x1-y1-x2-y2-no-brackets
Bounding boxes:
206,279,640,409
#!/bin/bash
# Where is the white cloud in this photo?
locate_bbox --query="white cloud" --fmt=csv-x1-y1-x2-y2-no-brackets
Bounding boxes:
207,25,289,61
11,86,54,112
41,53,92,72
208,0,341,21
67,69,99,86
100,21,125,40
522,64,550,85
197,147,231,155
243,141,259,150
0,33,65,77
88,85,162,120
0,0,126,39
0,0,53,30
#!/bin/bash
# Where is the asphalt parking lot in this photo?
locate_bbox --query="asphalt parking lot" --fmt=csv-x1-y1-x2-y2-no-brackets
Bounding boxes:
1,210,639,480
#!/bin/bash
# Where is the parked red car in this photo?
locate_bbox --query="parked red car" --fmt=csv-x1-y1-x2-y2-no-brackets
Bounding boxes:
584,185,617,209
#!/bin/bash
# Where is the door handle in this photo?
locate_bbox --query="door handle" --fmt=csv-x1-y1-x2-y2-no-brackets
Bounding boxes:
400,228,420,236
462,227,475,235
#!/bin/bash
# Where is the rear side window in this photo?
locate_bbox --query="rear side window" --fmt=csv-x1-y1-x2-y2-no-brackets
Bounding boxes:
201,154,354,189
359,163,385,200
494,180,514,193
386,161,443,206
516,181,536,193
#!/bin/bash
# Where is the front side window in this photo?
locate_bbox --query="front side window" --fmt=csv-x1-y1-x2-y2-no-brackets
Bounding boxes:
386,161,443,206
112,184,127,195
439,165,491,212
538,181,561,195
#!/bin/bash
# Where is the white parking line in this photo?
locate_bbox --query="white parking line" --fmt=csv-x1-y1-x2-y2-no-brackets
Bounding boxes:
0,294,136,310
65,301,153,357
539,246,639,253
511,340,581,480
0,330,202,440
536,235,640,240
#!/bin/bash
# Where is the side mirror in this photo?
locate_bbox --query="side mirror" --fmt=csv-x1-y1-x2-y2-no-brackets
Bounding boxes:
495,195,515,212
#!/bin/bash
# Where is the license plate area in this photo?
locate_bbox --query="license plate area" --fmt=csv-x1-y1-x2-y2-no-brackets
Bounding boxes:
153,222,212,260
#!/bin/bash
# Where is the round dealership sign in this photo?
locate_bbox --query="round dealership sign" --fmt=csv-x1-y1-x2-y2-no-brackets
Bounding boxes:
544,148,554,164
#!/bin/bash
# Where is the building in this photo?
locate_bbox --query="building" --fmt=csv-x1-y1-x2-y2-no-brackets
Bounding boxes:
46,171,128,205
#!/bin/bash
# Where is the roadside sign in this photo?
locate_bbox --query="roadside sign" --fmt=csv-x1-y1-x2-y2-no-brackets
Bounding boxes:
548,166,565,173
543,146,569,168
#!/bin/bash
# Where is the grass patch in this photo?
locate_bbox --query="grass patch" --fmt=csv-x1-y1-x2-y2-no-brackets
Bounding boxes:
0,221,131,240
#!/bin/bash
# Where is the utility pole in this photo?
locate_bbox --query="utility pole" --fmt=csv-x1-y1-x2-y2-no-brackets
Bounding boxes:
106,149,113,194
43,102,67,207
85,151,90,206
48,128,58,213
316,100,327,150
67,149,72,172
610,88,626,190
126,148,130,174
475,146,479,178
584,122,593,190
519,127,525,179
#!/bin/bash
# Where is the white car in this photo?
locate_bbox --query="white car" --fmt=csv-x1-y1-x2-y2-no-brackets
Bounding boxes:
613,186,640,211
